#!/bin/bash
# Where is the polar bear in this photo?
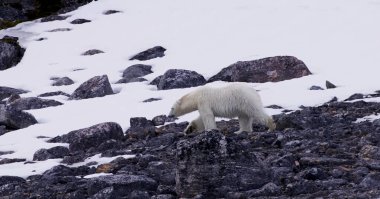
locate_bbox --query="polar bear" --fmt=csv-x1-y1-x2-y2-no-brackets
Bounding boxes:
168,83,276,134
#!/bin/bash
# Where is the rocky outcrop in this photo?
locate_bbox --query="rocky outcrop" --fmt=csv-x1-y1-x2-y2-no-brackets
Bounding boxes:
69,75,114,100
0,86,27,101
117,64,153,84
33,146,70,161
0,0,93,30
0,36,25,70
208,56,311,83
0,105,38,130
157,69,206,90
7,97,63,111
130,46,166,61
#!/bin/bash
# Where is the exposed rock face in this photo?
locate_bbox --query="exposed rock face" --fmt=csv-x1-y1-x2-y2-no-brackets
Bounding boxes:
0,36,25,70
49,122,124,153
69,75,114,100
0,105,38,130
208,56,311,83
0,0,93,30
0,86,27,101
130,46,166,61
157,69,206,90
33,146,70,161
52,77,74,86
117,64,153,83
7,97,63,111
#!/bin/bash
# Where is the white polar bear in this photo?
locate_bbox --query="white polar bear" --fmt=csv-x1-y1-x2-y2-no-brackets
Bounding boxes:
168,83,276,134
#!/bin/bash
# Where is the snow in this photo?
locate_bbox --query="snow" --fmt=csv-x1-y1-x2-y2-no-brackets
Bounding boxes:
1,0,380,177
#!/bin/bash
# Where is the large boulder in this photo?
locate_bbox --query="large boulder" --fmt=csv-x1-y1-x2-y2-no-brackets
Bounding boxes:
48,122,124,152
117,64,153,83
7,97,63,111
208,56,311,83
129,46,166,61
33,146,70,161
157,69,206,90
69,75,114,100
0,86,27,101
0,36,25,70
0,105,38,130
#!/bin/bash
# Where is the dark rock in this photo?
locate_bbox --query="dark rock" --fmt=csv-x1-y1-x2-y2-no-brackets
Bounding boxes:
69,75,114,100
0,125,6,135
360,173,380,188
309,85,324,90
87,175,157,197
300,156,354,166
48,28,72,32
0,36,25,70
0,86,27,101
41,15,69,22
300,167,328,180
126,117,155,140
70,18,91,24
142,98,162,103
208,56,311,83
7,97,63,111
326,80,337,89
89,186,113,199
116,77,147,84
122,64,153,79
0,105,38,129
0,151,14,156
150,75,163,86
130,117,154,128
345,93,364,101
0,176,25,186
151,194,176,199
130,46,166,61
33,146,70,161
103,10,122,15
157,69,206,90
266,104,283,109
128,190,150,199
52,76,74,86
49,122,124,152
152,115,168,126
81,49,104,56
5,94,20,104
38,91,71,97
0,158,25,165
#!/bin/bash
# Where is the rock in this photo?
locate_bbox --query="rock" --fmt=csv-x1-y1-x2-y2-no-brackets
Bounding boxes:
142,98,162,103
87,175,157,197
0,36,25,70
41,15,69,22
208,56,311,83
116,77,147,84
33,146,70,161
151,194,176,199
126,117,156,140
52,77,74,86
7,97,63,111
345,93,364,101
152,115,168,126
49,122,124,152
117,64,152,83
0,158,26,165
69,75,114,100
70,18,91,24
0,105,38,129
103,10,122,15
38,91,71,97
360,173,380,188
326,80,337,89
309,85,324,90
265,105,283,109
130,46,166,61
82,49,104,56
5,94,20,104
150,75,163,86
48,28,72,32
157,69,206,90
300,156,353,166
359,145,380,159
0,86,27,101
0,176,25,186
89,187,113,199
0,125,6,135
130,117,154,128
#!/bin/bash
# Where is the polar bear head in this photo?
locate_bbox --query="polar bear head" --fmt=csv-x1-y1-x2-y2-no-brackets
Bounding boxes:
168,99,182,117
169,93,198,117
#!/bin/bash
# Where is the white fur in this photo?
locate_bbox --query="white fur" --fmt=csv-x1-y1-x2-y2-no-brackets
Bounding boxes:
169,83,275,134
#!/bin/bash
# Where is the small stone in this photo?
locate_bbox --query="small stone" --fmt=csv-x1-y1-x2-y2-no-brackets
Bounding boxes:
142,98,162,103
41,15,69,22
38,91,71,97
33,146,70,161
326,80,337,89
52,77,74,86
48,28,72,32
82,49,104,56
0,158,26,165
152,115,167,126
70,18,91,24
309,85,324,90
157,69,206,90
265,105,283,109
69,75,114,100
103,10,122,15
345,93,364,101
130,46,166,61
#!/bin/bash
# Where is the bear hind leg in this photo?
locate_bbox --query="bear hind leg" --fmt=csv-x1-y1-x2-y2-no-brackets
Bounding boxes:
199,107,217,130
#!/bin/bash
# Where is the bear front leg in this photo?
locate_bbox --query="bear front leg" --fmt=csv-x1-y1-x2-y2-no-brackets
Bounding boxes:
236,116,253,134
184,116,205,134
199,107,217,130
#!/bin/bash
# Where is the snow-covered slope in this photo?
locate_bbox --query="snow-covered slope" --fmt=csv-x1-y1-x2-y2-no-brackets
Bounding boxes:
1,0,380,177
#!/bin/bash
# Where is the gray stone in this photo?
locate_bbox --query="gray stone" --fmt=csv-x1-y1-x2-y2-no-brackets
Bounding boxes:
157,69,206,90
7,97,63,111
309,85,324,90
0,105,38,129
82,49,104,56
41,15,69,22
103,10,121,15
326,80,337,89
0,36,25,70
33,146,70,161
52,77,74,86
38,91,70,97
70,18,91,24
130,46,166,61
208,56,311,83
69,75,113,100
0,86,27,101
